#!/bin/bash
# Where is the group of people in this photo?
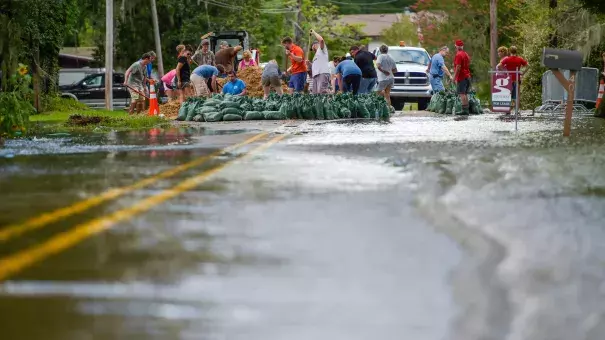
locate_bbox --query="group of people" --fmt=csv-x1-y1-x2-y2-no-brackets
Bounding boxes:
276,29,398,106
123,33,258,114
427,40,529,115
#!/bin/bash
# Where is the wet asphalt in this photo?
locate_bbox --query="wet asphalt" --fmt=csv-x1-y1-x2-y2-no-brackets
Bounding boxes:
1,112,605,340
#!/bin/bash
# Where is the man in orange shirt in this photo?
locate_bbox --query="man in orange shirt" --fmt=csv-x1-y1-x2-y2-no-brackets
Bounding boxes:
281,37,307,94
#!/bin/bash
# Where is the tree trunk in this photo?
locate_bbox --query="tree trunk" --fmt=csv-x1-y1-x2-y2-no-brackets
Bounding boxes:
490,0,498,70
150,0,164,77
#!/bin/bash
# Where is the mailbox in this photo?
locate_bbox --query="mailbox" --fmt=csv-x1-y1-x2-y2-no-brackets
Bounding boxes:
542,48,583,71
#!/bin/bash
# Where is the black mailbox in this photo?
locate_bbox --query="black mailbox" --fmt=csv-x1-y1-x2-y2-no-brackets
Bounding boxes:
542,48,583,71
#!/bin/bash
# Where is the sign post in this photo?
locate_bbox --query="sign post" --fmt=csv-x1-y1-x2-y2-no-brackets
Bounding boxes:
490,69,522,131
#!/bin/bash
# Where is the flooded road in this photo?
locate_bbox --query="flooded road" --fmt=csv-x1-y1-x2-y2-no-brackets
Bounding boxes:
1,114,604,340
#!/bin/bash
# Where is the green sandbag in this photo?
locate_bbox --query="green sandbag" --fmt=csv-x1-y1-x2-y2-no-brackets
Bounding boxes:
340,107,352,119
221,107,243,116
469,95,481,115
301,103,315,120
203,99,222,107
218,101,241,110
358,102,371,119
240,103,252,112
427,95,438,112
204,111,223,122
453,97,464,115
437,94,448,114
314,100,326,120
324,101,337,120
192,114,204,122
244,111,264,120
263,110,287,120
186,102,202,121
445,96,454,115
177,102,189,121
223,114,243,121
200,106,217,114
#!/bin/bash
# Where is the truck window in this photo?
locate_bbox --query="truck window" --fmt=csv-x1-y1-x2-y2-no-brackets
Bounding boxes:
388,50,430,66
81,74,103,88
113,74,125,84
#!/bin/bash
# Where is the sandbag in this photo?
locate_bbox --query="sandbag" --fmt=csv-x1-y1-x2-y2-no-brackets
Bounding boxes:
186,102,202,121
340,107,352,119
203,99,222,107
240,103,252,112
218,101,241,110
223,114,243,121
200,106,218,114
192,114,204,122
445,96,454,115
263,110,287,120
357,101,371,119
204,111,223,122
244,111,264,120
469,95,482,115
453,97,464,115
177,102,189,121
221,107,243,116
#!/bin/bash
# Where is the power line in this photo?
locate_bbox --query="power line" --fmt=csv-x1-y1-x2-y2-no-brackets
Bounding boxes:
326,0,400,5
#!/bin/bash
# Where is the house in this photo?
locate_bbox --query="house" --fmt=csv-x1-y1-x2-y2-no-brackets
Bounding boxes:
58,47,96,68
338,14,403,51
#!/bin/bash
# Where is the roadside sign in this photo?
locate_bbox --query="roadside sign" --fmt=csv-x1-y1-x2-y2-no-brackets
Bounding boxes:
491,72,512,113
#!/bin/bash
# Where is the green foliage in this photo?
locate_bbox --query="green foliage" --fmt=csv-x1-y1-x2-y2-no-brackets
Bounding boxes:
41,95,89,112
381,16,418,46
0,65,35,138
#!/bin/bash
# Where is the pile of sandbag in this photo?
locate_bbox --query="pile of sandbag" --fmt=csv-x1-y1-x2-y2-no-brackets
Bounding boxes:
426,89,483,115
175,93,391,122
216,67,289,97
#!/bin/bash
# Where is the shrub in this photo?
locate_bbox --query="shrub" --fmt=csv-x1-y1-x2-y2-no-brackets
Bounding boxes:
0,64,35,138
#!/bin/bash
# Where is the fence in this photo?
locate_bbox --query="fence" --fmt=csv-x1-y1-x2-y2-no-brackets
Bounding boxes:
541,67,598,107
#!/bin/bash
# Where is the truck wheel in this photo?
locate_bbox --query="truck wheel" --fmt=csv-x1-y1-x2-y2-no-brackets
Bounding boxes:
418,99,429,111
391,99,405,111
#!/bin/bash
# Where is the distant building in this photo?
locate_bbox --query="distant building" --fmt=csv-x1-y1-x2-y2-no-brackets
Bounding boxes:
338,14,403,52
59,47,96,68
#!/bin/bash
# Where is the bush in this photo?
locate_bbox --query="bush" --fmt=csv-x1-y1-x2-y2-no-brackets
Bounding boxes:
42,95,88,112
0,64,35,138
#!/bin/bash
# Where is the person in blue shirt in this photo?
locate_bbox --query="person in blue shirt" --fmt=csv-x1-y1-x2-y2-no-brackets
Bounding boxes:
426,46,453,93
334,57,362,95
222,71,247,96
191,64,224,96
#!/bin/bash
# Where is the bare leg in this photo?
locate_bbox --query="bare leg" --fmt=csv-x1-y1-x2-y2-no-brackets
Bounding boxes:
275,86,283,96
384,86,392,106
263,85,270,99
128,101,136,114
178,89,184,104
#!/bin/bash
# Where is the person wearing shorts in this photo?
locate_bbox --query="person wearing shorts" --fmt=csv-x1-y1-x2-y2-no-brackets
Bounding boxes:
161,69,176,99
376,45,398,107
334,57,362,95
281,36,307,93
261,60,283,99
310,29,331,94
453,40,472,115
124,53,152,114
175,48,192,103
497,45,529,112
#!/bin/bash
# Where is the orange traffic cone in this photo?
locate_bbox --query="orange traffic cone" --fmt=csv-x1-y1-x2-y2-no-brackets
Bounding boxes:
148,79,160,116
597,80,604,109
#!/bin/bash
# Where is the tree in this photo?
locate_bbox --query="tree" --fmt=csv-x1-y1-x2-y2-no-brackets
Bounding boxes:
380,15,418,46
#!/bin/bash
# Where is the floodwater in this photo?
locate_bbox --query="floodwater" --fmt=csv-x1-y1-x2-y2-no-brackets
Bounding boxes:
0,114,604,340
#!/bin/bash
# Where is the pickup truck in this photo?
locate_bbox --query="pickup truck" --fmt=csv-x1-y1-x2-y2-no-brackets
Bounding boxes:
59,72,130,109
373,46,432,110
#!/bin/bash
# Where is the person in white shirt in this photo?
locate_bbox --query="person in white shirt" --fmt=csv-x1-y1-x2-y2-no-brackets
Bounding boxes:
309,29,331,94
376,45,398,107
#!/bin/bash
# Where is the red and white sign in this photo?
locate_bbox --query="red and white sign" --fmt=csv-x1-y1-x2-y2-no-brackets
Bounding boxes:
491,73,513,113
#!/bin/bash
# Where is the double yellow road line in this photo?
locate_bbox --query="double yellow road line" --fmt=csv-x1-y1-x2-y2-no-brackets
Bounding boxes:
0,132,285,281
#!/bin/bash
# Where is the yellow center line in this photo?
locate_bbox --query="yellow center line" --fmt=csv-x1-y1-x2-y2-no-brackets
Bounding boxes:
0,134,286,282
0,132,270,243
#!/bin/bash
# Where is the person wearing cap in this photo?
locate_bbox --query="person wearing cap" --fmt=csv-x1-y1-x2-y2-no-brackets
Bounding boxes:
427,46,453,93
309,29,331,94
215,40,243,73
350,45,377,94
453,39,472,115
281,36,307,94
192,39,215,66
124,53,152,114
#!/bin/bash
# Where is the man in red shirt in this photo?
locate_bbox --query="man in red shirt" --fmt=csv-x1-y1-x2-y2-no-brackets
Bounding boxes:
453,40,472,115
497,45,529,110
281,37,308,94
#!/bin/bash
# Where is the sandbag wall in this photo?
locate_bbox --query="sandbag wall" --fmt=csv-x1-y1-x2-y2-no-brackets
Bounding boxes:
426,90,483,115
176,93,391,122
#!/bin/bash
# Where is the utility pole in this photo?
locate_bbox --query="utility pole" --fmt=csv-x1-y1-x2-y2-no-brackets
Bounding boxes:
150,0,164,77
105,0,114,110
489,0,498,70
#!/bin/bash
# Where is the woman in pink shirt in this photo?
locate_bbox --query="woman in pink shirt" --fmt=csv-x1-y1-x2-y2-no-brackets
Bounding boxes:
238,50,256,71
161,69,177,99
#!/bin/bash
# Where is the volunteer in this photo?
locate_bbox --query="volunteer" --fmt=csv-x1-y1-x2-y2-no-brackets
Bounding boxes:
453,40,472,115
427,46,453,93
191,64,224,97
192,37,215,66
238,50,257,70
124,53,152,114
281,36,307,94
376,45,398,107
497,45,529,112
334,56,362,95
161,69,177,100
350,45,377,94
222,71,247,96
261,60,283,99
310,29,331,94
215,41,243,73
497,46,509,63
175,47,192,103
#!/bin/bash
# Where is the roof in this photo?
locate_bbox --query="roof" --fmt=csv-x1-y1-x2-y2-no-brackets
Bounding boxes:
59,47,96,59
338,14,403,37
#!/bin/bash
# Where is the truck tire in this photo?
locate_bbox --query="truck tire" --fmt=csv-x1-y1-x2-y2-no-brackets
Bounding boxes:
418,98,429,111
61,93,78,101
391,98,405,111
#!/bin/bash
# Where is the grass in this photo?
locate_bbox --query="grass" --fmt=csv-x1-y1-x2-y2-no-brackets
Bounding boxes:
29,109,170,134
